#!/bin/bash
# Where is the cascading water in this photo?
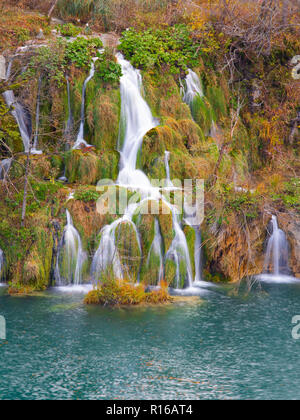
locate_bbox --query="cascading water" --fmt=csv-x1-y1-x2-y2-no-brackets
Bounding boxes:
92,55,195,290
164,151,173,188
146,219,164,285
183,69,216,136
91,203,142,282
194,226,202,283
117,53,158,189
0,248,4,282
65,76,74,140
55,210,86,286
163,150,193,288
264,215,290,276
183,69,204,106
0,158,12,180
58,77,73,182
3,61,33,153
73,57,98,150
32,77,42,154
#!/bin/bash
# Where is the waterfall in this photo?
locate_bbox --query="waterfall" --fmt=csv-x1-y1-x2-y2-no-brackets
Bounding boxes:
264,215,290,276
0,248,4,281
91,204,142,282
194,226,202,283
146,219,164,284
32,77,42,154
65,76,74,139
92,55,194,290
183,69,216,135
55,210,86,285
3,61,33,153
117,53,157,189
0,158,12,180
163,152,193,288
58,77,73,182
183,69,203,106
164,151,173,188
73,58,98,150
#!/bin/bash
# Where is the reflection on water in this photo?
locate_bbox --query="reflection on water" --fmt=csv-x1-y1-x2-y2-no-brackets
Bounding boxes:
0,279,300,400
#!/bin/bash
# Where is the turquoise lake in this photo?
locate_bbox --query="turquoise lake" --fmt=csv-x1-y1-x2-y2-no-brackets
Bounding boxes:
0,280,300,400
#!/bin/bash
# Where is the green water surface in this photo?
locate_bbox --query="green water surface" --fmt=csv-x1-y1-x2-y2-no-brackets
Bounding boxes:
0,281,300,400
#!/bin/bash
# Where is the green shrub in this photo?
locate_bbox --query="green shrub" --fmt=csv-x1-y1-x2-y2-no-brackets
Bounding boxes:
58,23,82,37
65,37,103,69
95,50,122,84
119,25,201,74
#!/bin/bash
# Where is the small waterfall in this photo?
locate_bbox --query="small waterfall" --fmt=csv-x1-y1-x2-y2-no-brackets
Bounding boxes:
264,215,290,276
58,77,73,182
0,248,4,281
3,61,33,153
163,151,193,288
92,56,194,290
117,53,157,188
55,210,86,285
165,205,194,289
32,77,42,154
164,151,173,188
146,219,164,284
183,69,203,106
92,203,142,282
73,58,98,150
0,158,12,180
194,226,202,283
91,223,124,281
65,76,74,139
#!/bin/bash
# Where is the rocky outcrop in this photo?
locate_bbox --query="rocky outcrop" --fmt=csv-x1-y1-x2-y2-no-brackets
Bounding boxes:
278,213,300,278
203,214,266,282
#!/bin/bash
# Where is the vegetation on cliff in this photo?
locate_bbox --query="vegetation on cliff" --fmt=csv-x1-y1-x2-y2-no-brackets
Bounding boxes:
0,0,299,293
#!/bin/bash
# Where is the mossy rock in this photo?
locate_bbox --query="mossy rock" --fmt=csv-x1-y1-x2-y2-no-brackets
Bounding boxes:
143,72,191,120
140,249,163,287
86,76,121,151
157,200,174,253
22,228,53,290
165,258,178,288
134,206,156,255
115,221,141,282
67,193,117,253
65,149,119,184
184,225,196,278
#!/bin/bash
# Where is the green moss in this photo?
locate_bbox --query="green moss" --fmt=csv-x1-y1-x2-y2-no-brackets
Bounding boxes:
86,73,121,152
190,95,214,134
206,85,227,121
165,258,177,288
65,149,119,184
158,201,174,253
184,225,196,278
143,72,191,120
115,221,141,282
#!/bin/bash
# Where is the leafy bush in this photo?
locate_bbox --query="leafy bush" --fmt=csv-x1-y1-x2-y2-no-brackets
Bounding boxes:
74,187,101,203
119,25,201,74
58,23,82,38
65,37,103,68
95,50,122,84
24,37,103,86
271,178,300,211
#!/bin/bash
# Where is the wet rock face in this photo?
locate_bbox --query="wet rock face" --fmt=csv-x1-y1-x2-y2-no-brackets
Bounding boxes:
0,55,6,80
278,213,300,278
